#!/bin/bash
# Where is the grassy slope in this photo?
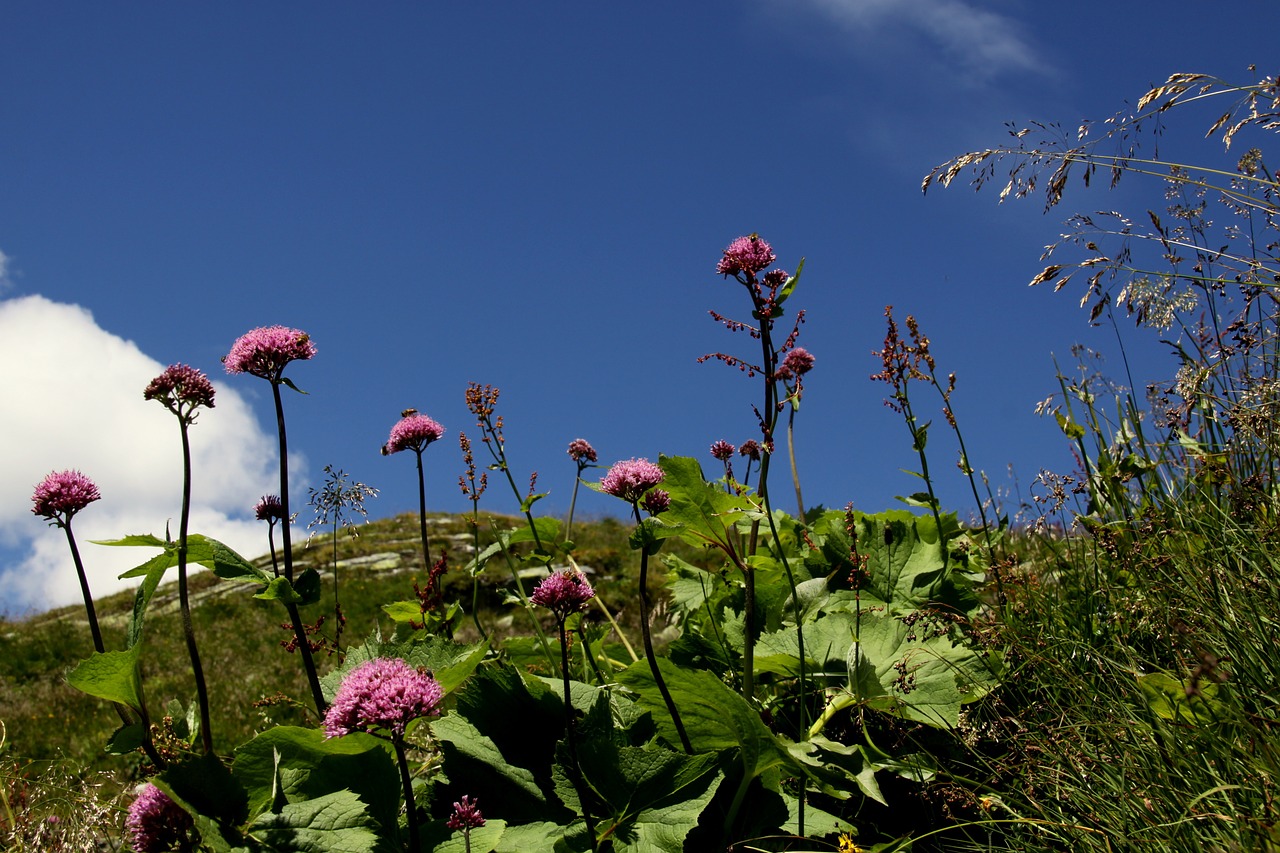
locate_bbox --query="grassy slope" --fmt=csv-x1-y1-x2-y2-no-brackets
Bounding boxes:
0,511,646,774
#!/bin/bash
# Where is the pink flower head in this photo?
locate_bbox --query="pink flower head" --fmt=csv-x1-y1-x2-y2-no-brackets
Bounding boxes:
144,364,216,412
777,347,816,381
447,795,486,831
324,657,444,739
31,470,101,522
739,440,762,461
222,325,316,380
710,440,736,461
531,569,596,620
254,495,285,522
762,269,790,290
125,784,193,853
716,235,776,277
382,413,445,455
600,458,664,504
641,488,671,516
567,438,598,465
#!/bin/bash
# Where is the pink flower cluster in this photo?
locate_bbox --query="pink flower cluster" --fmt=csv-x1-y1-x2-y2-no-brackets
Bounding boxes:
143,363,216,411
324,657,444,739
31,470,101,522
716,235,776,277
125,784,192,853
531,569,597,620
446,795,486,831
383,413,446,455
567,438,597,465
254,494,285,522
777,346,815,381
222,325,316,379
710,440,735,461
600,458,664,504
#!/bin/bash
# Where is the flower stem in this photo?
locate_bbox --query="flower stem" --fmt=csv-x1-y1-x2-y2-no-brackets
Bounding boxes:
635,517,692,754
414,450,433,569
271,381,327,715
393,736,421,853
177,422,214,755
559,620,598,850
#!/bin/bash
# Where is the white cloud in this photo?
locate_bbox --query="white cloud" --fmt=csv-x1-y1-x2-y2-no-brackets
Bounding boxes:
0,295,292,615
786,0,1042,80
0,249,12,293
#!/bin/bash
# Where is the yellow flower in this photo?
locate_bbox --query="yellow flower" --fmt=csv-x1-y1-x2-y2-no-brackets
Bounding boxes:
837,832,864,853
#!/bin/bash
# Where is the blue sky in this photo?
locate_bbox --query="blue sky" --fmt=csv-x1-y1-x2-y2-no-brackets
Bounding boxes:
2,1,1275,613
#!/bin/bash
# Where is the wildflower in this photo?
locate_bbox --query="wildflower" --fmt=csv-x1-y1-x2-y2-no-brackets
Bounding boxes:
222,325,316,379
777,346,815,381
531,569,596,621
837,832,864,853
323,658,444,739
709,440,736,461
446,795,486,830
641,488,671,515
567,438,598,465
739,440,762,461
600,458,664,504
254,494,285,522
125,784,193,853
144,363,216,412
716,234,776,277
382,413,446,455
31,470,101,523
762,268,790,290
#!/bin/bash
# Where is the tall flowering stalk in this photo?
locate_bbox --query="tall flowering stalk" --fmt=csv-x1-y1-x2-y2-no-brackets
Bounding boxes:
458,431,489,641
464,383,555,665
600,458,692,753
382,410,445,575
223,325,326,714
31,473,165,768
706,235,813,830
307,465,378,652
531,569,600,848
565,438,598,540
143,363,217,754
776,346,816,519
324,658,443,853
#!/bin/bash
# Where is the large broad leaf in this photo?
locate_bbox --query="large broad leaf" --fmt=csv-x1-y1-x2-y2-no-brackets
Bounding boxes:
572,741,725,853
429,663,573,825
126,558,169,649
66,647,143,713
847,612,1000,729
255,569,322,606
656,456,757,556
754,613,856,681
420,819,507,853
246,789,380,853
232,726,400,846
615,659,797,783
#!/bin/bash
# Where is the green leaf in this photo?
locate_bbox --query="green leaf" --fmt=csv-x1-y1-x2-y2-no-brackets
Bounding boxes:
232,726,400,840
158,752,249,826
1138,672,1231,726
520,491,548,513
280,375,309,395
615,659,796,782
774,257,804,307
187,534,268,582
1056,412,1086,439
127,558,169,648
246,789,380,852
754,614,856,680
105,722,147,755
381,600,423,623
656,456,755,557
254,570,320,605
92,533,168,548
421,819,507,853
66,647,143,713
